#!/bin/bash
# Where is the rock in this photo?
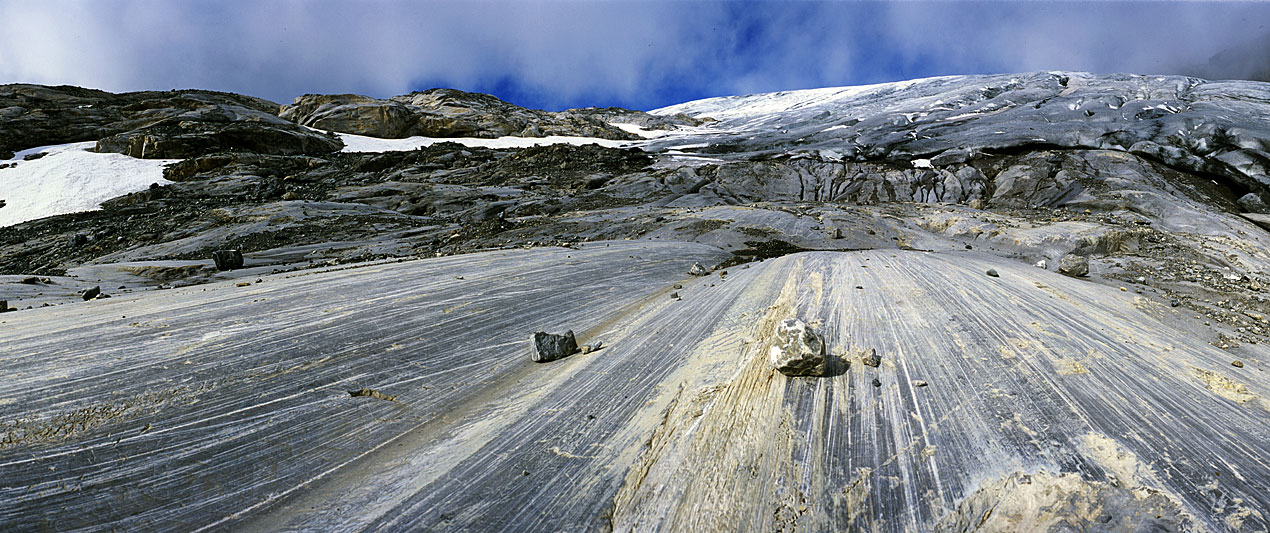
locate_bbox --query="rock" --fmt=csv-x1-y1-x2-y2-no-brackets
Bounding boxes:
1034,259,1047,269
94,108,342,159
985,269,999,278
862,349,881,367
769,318,826,377
913,380,929,387
688,263,709,276
1170,299,1181,307
20,276,40,284
0,300,8,312
872,378,882,387
580,341,604,354
212,250,244,271
1232,360,1245,368
68,234,88,248
280,89,638,141
672,284,683,289
1238,193,1270,214
530,330,578,363
670,292,680,300
1058,254,1089,277
0,84,282,158
81,286,100,301
347,388,396,402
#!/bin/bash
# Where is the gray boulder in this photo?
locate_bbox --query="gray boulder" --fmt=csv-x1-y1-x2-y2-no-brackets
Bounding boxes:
530,330,578,363
1238,193,1270,214
769,318,826,376
1058,254,1089,277
688,262,709,276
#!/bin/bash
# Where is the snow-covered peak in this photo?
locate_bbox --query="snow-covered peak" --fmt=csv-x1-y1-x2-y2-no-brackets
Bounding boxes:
649,75,954,120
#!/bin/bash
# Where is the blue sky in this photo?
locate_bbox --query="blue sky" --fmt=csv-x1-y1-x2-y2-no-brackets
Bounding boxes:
1,1,1267,111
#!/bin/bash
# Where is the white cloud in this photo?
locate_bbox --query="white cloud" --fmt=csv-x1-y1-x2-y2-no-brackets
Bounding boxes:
0,1,1265,110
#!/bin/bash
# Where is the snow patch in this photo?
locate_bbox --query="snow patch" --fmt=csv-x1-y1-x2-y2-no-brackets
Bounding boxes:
610,123,674,139
912,159,933,169
0,142,176,227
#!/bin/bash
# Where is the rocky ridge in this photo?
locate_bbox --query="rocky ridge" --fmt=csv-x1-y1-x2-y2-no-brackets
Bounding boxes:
279,88,699,140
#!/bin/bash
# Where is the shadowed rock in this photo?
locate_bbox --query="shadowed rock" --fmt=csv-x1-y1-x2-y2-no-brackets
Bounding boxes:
530,330,578,363
211,250,244,271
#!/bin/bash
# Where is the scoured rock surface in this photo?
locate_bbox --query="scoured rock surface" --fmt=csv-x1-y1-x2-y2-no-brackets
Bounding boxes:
2,250,1267,532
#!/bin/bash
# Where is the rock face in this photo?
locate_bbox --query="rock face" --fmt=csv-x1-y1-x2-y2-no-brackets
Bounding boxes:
280,89,645,140
0,84,291,157
530,330,578,362
93,106,342,159
768,318,826,376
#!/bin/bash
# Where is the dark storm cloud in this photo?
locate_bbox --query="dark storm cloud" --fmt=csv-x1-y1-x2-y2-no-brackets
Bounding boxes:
1,1,1266,111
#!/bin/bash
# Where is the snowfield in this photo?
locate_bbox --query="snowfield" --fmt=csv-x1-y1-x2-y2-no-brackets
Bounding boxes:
650,75,953,120
0,142,177,227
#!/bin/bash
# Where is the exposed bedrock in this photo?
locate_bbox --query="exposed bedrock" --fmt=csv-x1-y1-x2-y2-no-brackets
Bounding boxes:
0,84,288,156
4,248,1266,530
651,71,1270,204
279,89,656,140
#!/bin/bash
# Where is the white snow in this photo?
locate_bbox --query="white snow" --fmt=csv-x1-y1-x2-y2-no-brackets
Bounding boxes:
912,159,933,169
610,123,675,138
650,75,955,120
0,142,177,227
336,132,634,153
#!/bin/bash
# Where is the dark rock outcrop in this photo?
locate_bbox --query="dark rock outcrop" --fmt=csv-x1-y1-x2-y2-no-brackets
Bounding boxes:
280,89,640,140
94,105,341,159
0,84,283,156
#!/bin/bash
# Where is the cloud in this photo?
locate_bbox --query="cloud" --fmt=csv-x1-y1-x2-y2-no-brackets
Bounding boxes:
1,1,1266,111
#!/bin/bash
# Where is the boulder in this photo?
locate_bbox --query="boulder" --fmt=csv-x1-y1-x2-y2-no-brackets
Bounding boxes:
81,286,100,301
769,318,826,377
530,330,578,363
1238,193,1270,214
1058,254,1089,277
212,250,244,271
688,262,709,276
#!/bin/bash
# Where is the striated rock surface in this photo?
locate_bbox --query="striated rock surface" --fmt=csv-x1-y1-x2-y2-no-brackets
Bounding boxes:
280,89,648,140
